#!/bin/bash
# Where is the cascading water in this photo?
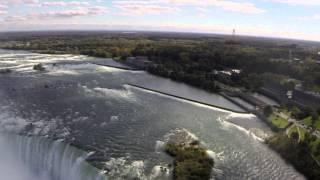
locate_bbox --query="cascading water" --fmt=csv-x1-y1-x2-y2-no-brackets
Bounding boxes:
0,133,106,180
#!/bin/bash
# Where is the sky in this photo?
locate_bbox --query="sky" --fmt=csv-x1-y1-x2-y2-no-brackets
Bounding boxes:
0,0,319,41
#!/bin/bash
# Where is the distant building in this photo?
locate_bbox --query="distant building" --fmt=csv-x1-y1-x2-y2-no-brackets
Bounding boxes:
293,58,303,63
218,69,241,76
125,56,152,69
231,69,241,74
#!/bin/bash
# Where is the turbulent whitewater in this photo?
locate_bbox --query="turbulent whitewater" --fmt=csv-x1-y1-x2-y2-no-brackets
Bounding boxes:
0,49,306,180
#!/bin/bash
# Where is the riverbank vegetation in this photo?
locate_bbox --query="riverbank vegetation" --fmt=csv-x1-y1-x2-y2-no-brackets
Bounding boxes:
263,102,320,178
268,114,289,129
267,133,320,179
165,140,214,180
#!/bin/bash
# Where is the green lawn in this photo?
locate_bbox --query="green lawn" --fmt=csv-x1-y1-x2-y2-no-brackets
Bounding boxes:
269,114,289,129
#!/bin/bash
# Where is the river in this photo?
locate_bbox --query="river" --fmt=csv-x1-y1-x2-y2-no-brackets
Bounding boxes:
0,49,305,179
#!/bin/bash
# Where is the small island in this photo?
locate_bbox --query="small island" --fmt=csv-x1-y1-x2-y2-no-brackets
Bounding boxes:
33,63,46,71
164,129,214,180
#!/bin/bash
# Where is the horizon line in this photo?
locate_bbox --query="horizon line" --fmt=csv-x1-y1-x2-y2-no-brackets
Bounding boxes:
0,29,319,44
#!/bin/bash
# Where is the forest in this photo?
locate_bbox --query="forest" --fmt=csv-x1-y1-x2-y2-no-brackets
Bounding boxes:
1,31,319,94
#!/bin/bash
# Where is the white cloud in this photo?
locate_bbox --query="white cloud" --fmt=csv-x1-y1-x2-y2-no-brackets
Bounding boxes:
0,3,7,15
268,0,320,6
164,0,266,14
2,0,90,7
196,7,209,17
0,10,6,15
3,5,107,22
0,4,7,9
3,0,39,5
3,15,27,21
113,1,180,15
114,0,266,15
298,14,320,21
37,1,90,7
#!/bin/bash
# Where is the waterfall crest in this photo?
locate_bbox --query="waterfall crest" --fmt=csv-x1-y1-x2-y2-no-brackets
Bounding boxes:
0,133,106,180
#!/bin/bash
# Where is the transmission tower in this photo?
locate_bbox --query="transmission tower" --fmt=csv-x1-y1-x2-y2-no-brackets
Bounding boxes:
232,29,236,39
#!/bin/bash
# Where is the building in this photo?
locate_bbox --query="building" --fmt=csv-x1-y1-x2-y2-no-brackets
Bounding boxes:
218,69,241,76
125,56,153,70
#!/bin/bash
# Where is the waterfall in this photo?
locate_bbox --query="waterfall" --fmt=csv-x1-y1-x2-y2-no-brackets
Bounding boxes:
0,133,106,180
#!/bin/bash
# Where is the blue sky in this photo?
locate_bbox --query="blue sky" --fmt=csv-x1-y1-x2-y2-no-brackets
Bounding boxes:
0,0,319,41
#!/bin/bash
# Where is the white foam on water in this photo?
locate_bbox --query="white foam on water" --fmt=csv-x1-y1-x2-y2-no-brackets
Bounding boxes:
0,102,63,137
48,69,81,76
110,115,119,122
149,165,170,179
96,65,127,73
0,53,33,58
49,63,97,71
155,140,165,153
81,85,137,102
225,112,256,119
0,60,18,64
104,157,147,179
183,128,199,140
0,52,94,75
47,62,129,76
163,128,200,145
219,117,265,142
104,157,171,180
0,107,29,133
206,150,225,161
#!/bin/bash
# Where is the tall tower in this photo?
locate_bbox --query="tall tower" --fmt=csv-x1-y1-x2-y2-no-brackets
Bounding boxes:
232,29,236,39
